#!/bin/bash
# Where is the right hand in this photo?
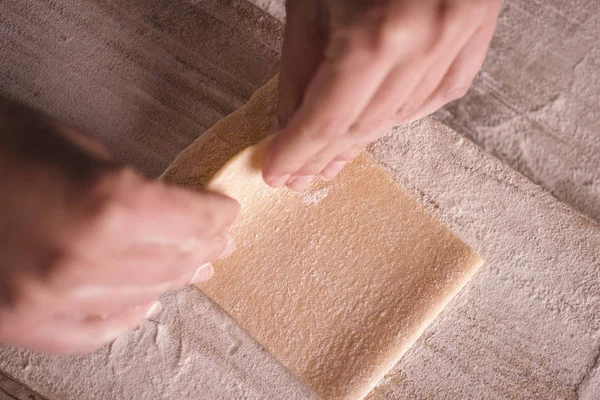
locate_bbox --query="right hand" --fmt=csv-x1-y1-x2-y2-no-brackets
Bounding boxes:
264,0,502,191
0,97,239,355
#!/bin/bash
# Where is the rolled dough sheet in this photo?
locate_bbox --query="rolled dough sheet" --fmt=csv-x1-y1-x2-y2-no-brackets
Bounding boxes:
162,77,483,399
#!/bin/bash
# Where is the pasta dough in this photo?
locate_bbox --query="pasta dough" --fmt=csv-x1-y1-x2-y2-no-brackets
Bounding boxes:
162,77,483,399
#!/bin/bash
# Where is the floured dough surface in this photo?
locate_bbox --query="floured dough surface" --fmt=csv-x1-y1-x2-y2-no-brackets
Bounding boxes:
163,78,483,399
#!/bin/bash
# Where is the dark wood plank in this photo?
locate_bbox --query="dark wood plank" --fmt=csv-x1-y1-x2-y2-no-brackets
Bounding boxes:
0,0,282,177
0,371,48,400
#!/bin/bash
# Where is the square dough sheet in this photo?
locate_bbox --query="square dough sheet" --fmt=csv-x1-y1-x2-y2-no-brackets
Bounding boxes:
163,78,483,399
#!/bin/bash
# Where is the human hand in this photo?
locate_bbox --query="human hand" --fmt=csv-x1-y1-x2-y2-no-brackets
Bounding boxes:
0,99,239,354
263,0,503,191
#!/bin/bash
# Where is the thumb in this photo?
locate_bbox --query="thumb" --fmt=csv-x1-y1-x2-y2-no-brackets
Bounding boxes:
277,0,329,129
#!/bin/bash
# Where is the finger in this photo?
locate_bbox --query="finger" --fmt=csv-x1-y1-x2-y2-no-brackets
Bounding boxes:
54,263,214,318
140,183,241,239
351,44,435,131
288,134,356,181
290,115,391,185
276,0,329,128
396,2,489,121
87,173,240,253
263,23,397,187
116,229,230,285
27,234,228,319
406,9,500,122
264,0,447,186
319,160,347,181
268,0,328,193
352,61,429,132
319,144,366,181
335,144,367,163
59,229,229,289
287,175,314,192
328,2,441,135
289,115,391,182
264,64,386,187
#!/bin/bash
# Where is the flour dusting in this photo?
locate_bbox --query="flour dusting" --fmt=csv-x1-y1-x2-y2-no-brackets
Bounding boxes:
301,187,330,205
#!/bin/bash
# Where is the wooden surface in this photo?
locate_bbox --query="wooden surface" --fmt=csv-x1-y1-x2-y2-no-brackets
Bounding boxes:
249,0,600,224
0,0,282,177
435,0,600,223
0,371,47,400
1,0,599,399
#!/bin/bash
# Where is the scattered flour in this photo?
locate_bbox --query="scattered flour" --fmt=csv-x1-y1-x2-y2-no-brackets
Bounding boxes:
300,187,330,206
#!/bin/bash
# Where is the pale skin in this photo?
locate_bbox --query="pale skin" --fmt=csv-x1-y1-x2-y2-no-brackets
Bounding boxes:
0,100,239,354
264,0,503,191
0,0,501,354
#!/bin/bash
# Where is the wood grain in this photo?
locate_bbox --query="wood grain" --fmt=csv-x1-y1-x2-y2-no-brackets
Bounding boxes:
435,0,600,223
0,0,599,399
0,371,47,400
0,0,282,177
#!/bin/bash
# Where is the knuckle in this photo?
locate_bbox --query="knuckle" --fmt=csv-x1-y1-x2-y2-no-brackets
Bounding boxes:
357,5,438,56
382,22,434,55
341,3,450,61
402,14,441,55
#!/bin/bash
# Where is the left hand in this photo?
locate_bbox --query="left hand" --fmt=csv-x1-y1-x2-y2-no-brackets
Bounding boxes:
263,0,503,191
0,98,239,355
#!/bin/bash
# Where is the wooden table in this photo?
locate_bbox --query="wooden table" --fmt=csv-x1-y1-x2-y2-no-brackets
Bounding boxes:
1,0,599,399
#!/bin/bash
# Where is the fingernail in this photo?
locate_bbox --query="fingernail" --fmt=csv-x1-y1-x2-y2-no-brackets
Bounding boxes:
267,174,291,188
219,233,236,259
191,263,214,284
287,175,312,192
320,161,347,181
145,301,163,319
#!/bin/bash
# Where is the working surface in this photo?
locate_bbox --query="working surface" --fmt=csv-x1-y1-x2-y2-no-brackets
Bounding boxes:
251,0,600,224
0,0,281,177
165,83,482,398
1,0,599,399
